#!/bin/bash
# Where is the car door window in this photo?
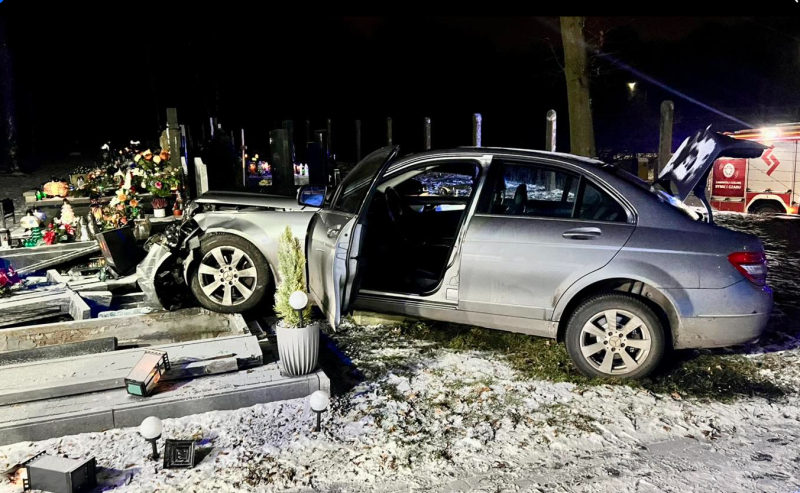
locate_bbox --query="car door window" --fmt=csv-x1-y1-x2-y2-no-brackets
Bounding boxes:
577,181,627,222
396,169,474,212
490,163,578,218
331,148,395,214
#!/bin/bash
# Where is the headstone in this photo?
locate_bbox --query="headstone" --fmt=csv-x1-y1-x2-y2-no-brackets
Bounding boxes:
194,158,209,195
269,129,294,195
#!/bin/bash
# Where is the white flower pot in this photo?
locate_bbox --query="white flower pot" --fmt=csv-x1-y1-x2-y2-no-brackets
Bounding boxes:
153,208,166,218
276,321,320,376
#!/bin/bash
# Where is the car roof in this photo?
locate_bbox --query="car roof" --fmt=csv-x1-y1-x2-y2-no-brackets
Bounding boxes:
392,146,607,170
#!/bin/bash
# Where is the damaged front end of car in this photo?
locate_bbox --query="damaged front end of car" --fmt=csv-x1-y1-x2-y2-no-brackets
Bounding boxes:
136,204,204,310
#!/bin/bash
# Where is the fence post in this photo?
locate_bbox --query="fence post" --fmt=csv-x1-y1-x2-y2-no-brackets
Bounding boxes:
240,128,246,187
326,118,333,159
546,110,557,152
423,117,432,150
472,113,482,147
355,119,362,161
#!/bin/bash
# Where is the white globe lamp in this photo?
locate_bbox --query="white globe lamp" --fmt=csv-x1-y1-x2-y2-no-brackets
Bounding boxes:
309,390,330,432
289,291,309,326
140,416,163,460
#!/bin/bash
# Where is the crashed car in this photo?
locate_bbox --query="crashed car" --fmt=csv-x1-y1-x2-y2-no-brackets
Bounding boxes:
171,128,772,379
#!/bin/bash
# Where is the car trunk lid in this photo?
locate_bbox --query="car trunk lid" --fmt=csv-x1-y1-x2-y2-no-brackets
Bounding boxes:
657,127,768,223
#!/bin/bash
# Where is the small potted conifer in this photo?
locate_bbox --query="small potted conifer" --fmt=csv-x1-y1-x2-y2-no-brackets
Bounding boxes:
274,226,319,376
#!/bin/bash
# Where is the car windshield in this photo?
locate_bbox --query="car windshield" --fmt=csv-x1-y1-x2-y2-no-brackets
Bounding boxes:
611,166,702,221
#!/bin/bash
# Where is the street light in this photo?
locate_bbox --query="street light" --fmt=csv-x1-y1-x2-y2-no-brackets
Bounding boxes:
140,416,163,460
309,390,330,432
289,290,309,326
627,82,637,92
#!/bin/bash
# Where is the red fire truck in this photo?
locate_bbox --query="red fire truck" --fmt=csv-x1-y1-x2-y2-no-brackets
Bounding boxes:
710,123,800,215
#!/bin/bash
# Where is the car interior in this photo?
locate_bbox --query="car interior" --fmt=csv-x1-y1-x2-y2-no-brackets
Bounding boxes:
358,161,481,295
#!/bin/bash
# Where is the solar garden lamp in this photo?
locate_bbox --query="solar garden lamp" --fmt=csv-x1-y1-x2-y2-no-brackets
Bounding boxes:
289,290,309,326
309,390,330,432
140,416,163,460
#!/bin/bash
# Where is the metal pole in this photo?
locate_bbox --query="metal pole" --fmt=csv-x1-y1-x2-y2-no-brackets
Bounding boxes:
355,119,362,161
658,101,675,176
472,113,482,147
386,117,393,146
314,411,321,432
546,110,557,152
423,117,432,150
149,439,159,460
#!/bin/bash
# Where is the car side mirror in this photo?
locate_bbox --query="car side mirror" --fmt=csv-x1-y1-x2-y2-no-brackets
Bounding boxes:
298,185,326,207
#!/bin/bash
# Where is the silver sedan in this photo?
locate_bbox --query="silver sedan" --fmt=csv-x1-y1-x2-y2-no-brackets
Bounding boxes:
185,129,773,379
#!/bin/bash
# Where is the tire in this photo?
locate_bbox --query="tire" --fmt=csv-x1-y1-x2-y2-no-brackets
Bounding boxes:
751,203,782,214
565,293,665,379
189,233,271,313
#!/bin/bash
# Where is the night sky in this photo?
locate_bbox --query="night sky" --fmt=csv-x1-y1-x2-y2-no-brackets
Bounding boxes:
5,16,800,162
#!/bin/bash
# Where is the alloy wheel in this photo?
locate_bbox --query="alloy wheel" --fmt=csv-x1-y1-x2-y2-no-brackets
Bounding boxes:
197,246,258,306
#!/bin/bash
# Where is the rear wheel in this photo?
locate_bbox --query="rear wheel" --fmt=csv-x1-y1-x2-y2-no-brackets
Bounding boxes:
189,234,270,313
565,293,665,379
751,203,783,214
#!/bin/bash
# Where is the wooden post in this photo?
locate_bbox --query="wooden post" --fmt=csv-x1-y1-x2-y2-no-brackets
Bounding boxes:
658,101,675,175
355,119,362,161
423,117,432,150
560,16,596,157
166,108,181,172
546,110,557,152
472,113,482,147
386,117,393,146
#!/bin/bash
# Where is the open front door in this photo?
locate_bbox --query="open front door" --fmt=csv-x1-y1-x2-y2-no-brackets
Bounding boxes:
307,146,399,329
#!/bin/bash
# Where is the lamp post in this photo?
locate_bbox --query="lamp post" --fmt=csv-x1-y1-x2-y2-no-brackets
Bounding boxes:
140,416,163,460
289,290,309,327
309,390,330,432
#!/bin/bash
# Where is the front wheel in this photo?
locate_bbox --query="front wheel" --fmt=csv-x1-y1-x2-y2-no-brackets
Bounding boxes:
565,293,665,379
189,234,271,313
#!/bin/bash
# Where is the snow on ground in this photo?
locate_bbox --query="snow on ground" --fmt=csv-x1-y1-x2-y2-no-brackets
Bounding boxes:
1,213,800,492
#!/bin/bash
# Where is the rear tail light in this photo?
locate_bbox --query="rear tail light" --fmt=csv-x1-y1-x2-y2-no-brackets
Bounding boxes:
728,251,768,286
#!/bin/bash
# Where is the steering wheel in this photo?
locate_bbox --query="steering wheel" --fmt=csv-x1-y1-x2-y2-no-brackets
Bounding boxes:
385,187,405,225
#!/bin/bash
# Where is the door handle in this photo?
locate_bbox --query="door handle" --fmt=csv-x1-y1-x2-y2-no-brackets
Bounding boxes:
327,227,341,238
562,227,602,240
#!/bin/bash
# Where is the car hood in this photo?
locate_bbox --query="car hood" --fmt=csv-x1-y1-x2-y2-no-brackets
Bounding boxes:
195,191,318,211
658,127,768,201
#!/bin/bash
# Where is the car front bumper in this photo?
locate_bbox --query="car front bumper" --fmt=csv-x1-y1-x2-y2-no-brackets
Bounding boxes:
670,280,773,349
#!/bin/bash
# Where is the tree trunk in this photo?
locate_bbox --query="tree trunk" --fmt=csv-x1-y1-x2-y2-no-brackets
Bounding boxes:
0,18,20,173
560,17,596,158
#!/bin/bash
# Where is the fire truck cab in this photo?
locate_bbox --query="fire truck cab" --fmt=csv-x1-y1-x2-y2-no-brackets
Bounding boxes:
711,123,800,215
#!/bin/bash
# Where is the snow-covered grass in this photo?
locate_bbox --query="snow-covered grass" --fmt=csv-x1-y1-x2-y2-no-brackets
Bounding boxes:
2,319,799,492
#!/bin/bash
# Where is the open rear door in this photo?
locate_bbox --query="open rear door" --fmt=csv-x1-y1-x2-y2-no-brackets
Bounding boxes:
658,127,767,223
307,146,399,329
